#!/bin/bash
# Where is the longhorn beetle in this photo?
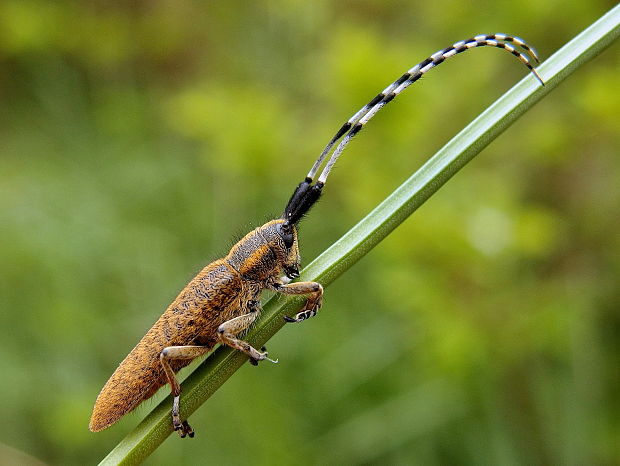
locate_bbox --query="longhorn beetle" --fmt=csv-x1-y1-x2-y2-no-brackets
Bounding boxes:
90,33,543,438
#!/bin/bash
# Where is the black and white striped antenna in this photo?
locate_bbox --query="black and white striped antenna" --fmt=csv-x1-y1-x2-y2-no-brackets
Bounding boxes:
283,33,543,228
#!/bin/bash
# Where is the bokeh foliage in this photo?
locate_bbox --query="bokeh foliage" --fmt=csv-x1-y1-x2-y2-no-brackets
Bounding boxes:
0,1,618,465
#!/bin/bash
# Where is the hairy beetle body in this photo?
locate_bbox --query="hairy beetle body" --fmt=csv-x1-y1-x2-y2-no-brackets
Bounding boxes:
90,220,319,435
89,259,240,432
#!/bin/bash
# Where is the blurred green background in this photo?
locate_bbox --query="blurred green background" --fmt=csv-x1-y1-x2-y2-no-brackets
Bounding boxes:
1,1,618,465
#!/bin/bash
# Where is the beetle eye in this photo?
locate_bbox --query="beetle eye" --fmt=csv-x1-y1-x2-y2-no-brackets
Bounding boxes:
278,224,294,248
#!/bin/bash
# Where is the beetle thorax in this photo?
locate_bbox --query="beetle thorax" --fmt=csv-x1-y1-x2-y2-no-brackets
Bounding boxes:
225,219,299,282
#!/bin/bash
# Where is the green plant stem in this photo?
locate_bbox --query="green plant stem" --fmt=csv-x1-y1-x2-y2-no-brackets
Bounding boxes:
100,6,620,464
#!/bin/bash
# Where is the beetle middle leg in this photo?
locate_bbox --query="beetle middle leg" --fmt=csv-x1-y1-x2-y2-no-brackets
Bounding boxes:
160,345,210,438
274,281,324,323
217,309,279,365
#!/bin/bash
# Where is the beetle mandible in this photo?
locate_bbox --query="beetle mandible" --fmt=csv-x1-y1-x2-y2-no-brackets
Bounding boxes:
89,33,543,437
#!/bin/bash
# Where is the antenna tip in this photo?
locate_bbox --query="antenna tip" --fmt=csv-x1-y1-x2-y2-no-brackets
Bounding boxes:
532,67,544,86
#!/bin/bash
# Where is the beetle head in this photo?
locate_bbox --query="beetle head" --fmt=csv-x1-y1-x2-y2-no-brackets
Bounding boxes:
277,221,300,279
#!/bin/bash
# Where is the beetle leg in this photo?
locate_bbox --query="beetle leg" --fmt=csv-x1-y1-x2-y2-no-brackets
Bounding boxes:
160,345,210,438
217,311,278,365
273,281,324,323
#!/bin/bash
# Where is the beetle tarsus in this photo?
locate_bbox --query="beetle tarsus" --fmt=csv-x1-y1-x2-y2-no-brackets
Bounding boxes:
259,350,278,364
174,419,194,438
182,421,194,438
250,349,278,365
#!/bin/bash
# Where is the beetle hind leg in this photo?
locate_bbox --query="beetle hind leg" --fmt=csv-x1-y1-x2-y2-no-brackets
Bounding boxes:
160,345,210,437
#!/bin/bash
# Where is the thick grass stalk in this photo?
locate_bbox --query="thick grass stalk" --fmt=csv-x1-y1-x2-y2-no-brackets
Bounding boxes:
100,6,620,464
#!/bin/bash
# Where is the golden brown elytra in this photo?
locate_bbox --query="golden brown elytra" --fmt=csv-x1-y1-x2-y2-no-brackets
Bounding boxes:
89,219,323,437
90,33,542,438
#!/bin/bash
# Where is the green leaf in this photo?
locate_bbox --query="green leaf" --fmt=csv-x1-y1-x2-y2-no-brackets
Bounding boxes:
100,6,620,464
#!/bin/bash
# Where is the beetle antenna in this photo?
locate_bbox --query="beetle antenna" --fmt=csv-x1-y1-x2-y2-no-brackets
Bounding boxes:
313,34,542,184
284,34,543,225
282,177,324,228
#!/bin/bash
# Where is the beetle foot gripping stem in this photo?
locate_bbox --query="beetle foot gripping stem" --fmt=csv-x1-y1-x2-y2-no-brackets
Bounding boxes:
284,290,323,323
174,420,194,439
249,347,279,366
275,281,323,324
284,308,319,323
172,395,195,438
278,282,323,323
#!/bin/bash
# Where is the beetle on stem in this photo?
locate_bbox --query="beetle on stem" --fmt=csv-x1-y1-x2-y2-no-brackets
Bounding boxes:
89,33,543,438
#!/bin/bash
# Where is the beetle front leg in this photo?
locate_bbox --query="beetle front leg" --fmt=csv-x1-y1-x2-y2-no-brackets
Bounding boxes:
274,281,324,323
160,345,210,438
217,309,278,365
